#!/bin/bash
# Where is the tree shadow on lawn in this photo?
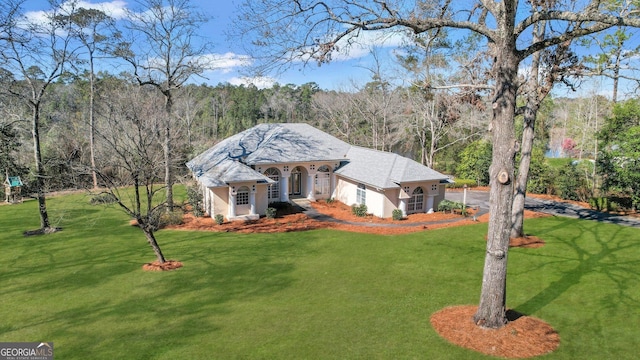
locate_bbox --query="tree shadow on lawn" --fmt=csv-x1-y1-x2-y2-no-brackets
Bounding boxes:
20,231,314,358
1,245,145,295
513,217,640,316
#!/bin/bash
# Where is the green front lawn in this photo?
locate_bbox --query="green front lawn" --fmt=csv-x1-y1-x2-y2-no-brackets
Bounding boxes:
1,193,639,359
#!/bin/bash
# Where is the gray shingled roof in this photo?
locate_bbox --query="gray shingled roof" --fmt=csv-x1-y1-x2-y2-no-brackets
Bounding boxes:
187,123,449,188
195,160,274,187
335,146,449,189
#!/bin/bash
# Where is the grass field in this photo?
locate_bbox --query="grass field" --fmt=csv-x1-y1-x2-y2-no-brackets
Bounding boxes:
1,192,639,359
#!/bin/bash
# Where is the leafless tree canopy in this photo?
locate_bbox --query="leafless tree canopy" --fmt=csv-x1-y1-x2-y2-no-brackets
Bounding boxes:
232,1,640,74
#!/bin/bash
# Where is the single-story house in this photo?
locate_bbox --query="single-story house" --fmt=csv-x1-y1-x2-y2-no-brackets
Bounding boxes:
186,123,452,221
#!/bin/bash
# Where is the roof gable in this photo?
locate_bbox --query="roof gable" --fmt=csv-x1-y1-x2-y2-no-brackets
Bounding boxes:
5,176,23,187
196,161,274,187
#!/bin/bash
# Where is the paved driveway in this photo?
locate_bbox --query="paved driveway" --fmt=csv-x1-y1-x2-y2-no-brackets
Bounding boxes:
445,189,640,229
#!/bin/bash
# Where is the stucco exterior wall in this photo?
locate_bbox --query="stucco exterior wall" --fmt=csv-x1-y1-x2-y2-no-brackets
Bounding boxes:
335,176,390,218
432,183,445,209
366,188,387,218
381,188,400,218
334,177,358,207
255,184,270,214
211,187,228,219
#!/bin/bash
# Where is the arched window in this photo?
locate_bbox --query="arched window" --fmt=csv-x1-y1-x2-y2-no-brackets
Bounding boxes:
408,187,424,212
236,186,249,205
264,168,280,200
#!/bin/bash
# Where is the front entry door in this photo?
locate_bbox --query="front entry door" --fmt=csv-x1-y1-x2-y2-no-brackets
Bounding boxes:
290,169,302,195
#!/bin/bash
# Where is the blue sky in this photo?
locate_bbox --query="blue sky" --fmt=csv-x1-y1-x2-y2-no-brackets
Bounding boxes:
21,0,399,91
19,0,640,98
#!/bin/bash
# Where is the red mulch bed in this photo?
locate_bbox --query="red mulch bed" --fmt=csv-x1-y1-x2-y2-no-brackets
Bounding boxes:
168,200,550,238
431,305,560,358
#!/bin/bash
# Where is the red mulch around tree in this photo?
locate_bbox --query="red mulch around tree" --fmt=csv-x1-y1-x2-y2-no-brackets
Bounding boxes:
142,260,183,271
167,200,559,357
431,305,560,358
510,235,545,248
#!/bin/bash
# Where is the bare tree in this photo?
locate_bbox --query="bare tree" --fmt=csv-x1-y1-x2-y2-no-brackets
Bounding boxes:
397,30,489,167
348,51,404,151
511,6,580,239
0,0,21,41
63,3,116,190
174,87,204,151
233,0,640,329
581,27,640,103
94,81,172,265
115,0,213,211
313,89,361,143
404,88,486,168
0,103,25,185
0,0,79,233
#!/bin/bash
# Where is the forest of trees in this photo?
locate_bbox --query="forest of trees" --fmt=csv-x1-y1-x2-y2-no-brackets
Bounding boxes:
0,71,629,202
1,0,636,209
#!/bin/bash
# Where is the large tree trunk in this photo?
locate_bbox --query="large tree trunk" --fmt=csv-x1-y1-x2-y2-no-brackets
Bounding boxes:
32,104,51,230
473,40,518,329
164,124,173,210
164,92,174,211
612,46,621,104
511,40,541,239
511,107,537,239
511,18,551,239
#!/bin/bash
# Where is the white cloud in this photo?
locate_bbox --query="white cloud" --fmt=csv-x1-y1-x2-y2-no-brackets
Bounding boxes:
86,0,129,20
24,10,49,26
204,52,253,73
228,76,277,89
291,27,409,63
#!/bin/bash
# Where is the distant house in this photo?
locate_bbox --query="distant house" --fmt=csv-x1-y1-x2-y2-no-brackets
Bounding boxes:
187,123,451,221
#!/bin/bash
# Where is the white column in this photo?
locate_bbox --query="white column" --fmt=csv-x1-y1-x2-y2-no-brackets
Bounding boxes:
307,174,316,201
463,184,468,208
280,176,289,202
399,199,407,217
249,191,256,215
330,173,336,198
205,188,212,217
229,190,237,218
